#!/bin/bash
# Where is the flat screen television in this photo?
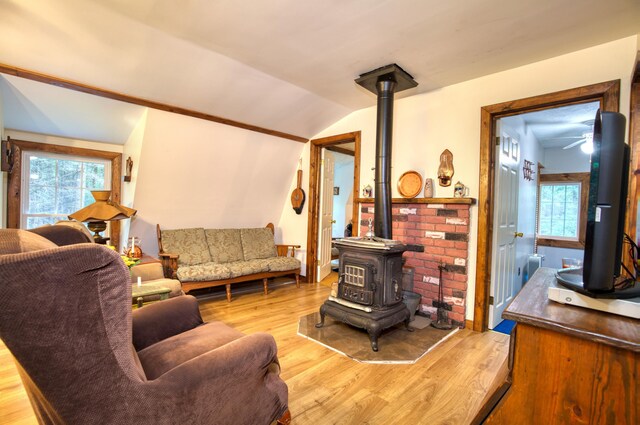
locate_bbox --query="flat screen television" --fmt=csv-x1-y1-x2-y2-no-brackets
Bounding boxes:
556,109,640,298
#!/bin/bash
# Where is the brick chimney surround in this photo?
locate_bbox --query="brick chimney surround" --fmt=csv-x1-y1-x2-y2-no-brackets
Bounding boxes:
359,199,474,327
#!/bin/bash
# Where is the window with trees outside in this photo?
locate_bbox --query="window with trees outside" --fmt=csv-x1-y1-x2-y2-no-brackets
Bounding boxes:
21,151,111,229
537,173,589,249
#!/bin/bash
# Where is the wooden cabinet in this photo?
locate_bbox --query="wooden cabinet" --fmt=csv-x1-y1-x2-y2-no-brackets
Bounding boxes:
480,268,639,424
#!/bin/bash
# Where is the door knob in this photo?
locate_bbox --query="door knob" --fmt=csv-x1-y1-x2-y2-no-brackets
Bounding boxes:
514,232,523,238
331,220,336,224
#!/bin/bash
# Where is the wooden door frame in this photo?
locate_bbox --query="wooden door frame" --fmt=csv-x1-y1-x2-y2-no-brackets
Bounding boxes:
306,131,361,283
473,80,621,332
625,51,640,263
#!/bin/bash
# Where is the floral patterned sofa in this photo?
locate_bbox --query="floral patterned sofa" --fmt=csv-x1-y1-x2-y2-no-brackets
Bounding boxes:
156,223,300,301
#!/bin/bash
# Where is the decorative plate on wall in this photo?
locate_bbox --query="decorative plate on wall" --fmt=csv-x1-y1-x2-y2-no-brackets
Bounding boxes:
397,170,423,198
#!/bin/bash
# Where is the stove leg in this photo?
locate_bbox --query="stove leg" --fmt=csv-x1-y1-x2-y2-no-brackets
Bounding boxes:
315,304,327,328
367,322,382,352
404,317,414,332
368,332,379,352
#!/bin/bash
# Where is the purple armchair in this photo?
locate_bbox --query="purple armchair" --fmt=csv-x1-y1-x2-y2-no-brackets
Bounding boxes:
0,229,289,424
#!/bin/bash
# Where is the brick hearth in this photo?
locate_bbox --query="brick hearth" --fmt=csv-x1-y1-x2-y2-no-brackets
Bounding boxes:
360,202,471,327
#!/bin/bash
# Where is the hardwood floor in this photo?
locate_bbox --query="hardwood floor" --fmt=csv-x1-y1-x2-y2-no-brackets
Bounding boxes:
0,280,509,425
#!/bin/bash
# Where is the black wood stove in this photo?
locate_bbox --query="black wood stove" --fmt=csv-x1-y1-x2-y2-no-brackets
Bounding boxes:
315,64,420,351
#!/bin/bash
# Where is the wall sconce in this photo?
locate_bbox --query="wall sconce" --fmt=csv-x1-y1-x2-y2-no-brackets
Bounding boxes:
437,149,454,187
124,156,133,182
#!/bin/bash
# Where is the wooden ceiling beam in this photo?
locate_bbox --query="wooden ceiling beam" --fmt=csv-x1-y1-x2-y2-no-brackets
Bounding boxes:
0,63,309,144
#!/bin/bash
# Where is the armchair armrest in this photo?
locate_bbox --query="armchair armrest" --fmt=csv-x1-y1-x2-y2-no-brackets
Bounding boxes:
132,295,203,351
158,252,179,278
150,332,288,423
275,244,301,257
130,262,165,282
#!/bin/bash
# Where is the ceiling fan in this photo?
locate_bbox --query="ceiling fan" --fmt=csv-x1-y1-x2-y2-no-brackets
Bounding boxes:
561,132,593,150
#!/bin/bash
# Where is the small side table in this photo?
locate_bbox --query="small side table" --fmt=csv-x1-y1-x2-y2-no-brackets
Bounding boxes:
132,284,171,308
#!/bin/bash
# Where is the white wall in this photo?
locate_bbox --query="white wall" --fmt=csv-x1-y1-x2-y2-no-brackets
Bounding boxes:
332,153,354,238
542,147,591,174
279,36,638,321
129,108,305,261
4,130,123,154
120,109,148,250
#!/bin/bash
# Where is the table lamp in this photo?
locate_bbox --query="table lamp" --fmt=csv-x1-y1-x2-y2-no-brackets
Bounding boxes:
68,190,137,244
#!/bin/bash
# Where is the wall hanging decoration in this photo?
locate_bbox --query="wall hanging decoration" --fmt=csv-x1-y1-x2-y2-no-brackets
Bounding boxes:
523,159,535,181
362,184,373,198
453,181,468,198
291,168,306,214
423,178,434,198
124,156,133,182
397,170,423,198
437,149,454,186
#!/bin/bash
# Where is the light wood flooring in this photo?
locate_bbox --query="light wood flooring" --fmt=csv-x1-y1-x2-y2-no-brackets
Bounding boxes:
0,277,510,425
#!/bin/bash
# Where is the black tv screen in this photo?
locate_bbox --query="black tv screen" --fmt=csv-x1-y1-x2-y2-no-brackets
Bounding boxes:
556,109,639,299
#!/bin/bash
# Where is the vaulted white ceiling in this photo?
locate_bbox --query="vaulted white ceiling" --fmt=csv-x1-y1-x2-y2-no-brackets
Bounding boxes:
0,0,639,142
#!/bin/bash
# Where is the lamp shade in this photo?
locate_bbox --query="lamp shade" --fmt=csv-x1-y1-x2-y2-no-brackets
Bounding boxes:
68,190,136,222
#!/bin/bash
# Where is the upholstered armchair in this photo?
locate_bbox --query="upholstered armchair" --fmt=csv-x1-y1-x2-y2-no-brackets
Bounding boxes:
0,229,289,425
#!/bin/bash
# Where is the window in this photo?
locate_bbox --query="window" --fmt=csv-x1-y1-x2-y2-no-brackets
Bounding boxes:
21,151,111,229
537,173,590,249
6,139,122,247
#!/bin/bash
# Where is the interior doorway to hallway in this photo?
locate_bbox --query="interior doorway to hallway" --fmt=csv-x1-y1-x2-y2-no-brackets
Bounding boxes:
474,80,621,332
305,131,361,284
488,101,599,329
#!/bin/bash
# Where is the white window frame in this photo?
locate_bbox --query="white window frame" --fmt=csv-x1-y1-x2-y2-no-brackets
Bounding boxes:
537,181,582,241
21,150,111,229
536,172,590,249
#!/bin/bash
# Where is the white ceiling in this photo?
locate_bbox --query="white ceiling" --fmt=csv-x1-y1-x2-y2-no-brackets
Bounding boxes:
0,0,639,141
0,74,146,144
522,101,600,149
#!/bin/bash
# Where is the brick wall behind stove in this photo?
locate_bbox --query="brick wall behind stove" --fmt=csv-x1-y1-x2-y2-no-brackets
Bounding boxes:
360,203,470,327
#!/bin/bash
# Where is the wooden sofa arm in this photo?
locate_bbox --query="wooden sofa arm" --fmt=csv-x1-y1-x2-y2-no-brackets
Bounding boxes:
159,252,179,279
275,244,301,257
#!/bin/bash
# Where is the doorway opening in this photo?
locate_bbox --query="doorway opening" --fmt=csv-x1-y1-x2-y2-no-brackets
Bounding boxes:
305,132,361,284
489,101,599,330
474,80,621,332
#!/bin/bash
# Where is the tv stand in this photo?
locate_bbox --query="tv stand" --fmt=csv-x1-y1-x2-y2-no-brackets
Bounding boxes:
556,267,640,299
475,268,639,424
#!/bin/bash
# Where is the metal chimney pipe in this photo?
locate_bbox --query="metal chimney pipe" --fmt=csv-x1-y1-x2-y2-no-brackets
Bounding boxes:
374,79,396,239
355,64,418,240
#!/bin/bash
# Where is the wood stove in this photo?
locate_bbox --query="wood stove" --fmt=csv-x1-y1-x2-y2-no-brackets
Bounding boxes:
316,237,412,351
315,64,420,351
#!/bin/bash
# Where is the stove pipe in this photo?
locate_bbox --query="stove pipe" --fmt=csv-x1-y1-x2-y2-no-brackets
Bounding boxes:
355,64,418,239
374,79,396,239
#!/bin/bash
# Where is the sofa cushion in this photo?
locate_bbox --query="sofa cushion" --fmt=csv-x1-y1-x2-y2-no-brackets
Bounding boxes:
137,321,245,380
205,229,244,263
241,228,277,260
264,256,301,272
226,260,270,278
177,262,231,282
161,228,211,266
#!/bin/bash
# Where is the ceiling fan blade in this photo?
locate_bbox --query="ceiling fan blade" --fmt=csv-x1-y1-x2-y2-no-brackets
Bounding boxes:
562,138,587,149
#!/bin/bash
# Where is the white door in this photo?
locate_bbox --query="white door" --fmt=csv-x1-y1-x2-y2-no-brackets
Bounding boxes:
317,150,335,281
489,121,521,329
